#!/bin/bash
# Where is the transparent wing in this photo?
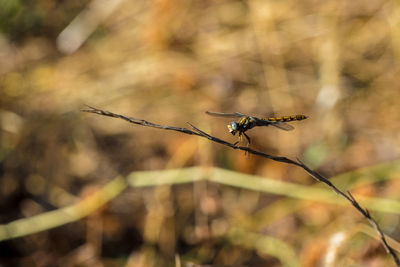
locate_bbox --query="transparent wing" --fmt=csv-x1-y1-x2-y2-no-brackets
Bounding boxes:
269,121,295,131
205,111,245,118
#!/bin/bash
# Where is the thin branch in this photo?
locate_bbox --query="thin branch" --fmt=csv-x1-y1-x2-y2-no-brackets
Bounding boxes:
82,106,400,266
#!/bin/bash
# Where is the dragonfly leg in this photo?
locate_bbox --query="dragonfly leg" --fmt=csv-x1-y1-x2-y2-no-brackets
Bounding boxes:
234,134,241,146
243,133,251,157
243,133,251,148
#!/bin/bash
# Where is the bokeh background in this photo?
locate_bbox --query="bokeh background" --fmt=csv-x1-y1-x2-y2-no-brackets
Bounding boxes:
1,0,400,266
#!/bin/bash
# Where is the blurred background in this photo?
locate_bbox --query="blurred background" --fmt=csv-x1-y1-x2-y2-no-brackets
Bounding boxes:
1,0,400,266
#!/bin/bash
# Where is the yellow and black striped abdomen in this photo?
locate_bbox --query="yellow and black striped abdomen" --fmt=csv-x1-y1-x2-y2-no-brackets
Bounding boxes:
266,115,308,122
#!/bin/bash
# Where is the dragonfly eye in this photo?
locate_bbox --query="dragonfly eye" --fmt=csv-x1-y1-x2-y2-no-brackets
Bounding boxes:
227,122,238,135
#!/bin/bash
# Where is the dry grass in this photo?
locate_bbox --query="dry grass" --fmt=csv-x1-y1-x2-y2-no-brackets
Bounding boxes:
1,0,400,266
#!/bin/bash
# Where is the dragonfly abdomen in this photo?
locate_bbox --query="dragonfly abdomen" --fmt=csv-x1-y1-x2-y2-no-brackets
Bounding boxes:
266,115,307,122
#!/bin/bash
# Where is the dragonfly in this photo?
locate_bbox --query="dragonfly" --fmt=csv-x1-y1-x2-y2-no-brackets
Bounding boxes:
206,111,308,147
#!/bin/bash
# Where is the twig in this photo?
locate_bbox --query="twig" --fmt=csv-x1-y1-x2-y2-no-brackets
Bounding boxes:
81,106,400,266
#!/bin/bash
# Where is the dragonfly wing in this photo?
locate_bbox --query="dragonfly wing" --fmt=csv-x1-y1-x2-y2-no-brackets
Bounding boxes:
205,111,243,118
270,121,295,131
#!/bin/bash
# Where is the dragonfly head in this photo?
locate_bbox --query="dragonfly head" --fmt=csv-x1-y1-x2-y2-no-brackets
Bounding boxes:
227,121,238,135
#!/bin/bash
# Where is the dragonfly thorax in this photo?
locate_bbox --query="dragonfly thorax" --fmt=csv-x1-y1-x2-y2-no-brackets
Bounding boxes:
227,117,256,135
